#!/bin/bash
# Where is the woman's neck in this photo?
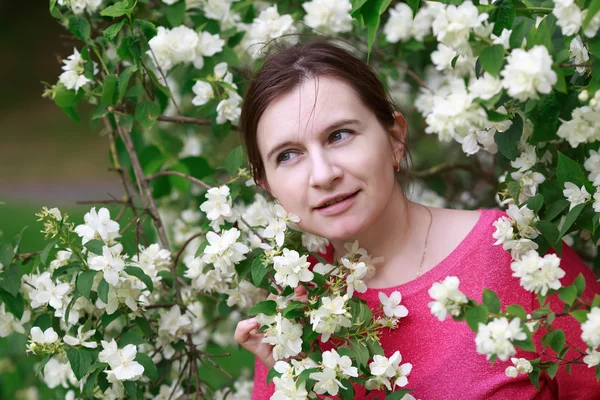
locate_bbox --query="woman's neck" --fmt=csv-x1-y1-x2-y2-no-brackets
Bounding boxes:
329,185,429,279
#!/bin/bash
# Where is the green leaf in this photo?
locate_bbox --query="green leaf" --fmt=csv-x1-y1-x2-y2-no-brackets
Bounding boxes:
118,65,138,100
101,75,118,107
478,45,505,77
536,220,561,252
118,330,145,347
529,366,541,390
248,300,277,317
61,105,80,123
465,304,489,332
266,366,280,384
366,337,385,356
84,239,105,255
544,199,569,222
559,203,585,238
0,264,21,297
226,145,245,176
68,15,91,41
103,20,126,42
509,19,530,49
573,273,585,297
583,0,600,29
527,14,554,52
490,0,515,36
134,101,161,129
385,390,413,400
251,256,268,287
495,113,522,161
101,0,134,17
545,329,565,355
589,36,600,57
137,19,157,41
157,270,173,288
513,326,536,352
482,289,501,314
360,0,392,58
165,0,186,26
135,352,157,383
54,83,83,108
546,362,559,379
124,266,154,293
530,93,560,143
0,290,24,319
66,347,95,381
339,378,355,399
557,284,577,306
77,270,98,300
556,152,587,189
123,381,138,400
523,194,544,213
349,338,370,369
506,304,527,320
0,243,12,267
97,278,110,304
102,309,122,329
553,67,567,93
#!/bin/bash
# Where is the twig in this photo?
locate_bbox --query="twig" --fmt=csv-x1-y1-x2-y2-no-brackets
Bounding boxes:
113,114,171,251
16,251,41,260
76,199,126,205
146,303,176,310
146,171,212,190
395,62,429,89
558,63,591,68
174,232,205,269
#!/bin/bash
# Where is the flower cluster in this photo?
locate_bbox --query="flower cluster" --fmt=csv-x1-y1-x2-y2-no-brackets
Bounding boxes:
475,317,527,361
59,48,97,93
147,25,224,72
99,340,145,381
309,349,358,396
427,276,468,321
365,351,412,391
492,204,540,260
510,250,565,296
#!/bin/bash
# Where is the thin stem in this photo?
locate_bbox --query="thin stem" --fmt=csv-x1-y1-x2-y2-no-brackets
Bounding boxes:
146,171,212,190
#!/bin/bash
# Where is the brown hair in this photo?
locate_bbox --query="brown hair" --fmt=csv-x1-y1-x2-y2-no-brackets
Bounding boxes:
239,38,405,183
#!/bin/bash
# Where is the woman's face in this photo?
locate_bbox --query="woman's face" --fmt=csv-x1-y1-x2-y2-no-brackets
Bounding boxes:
256,76,405,242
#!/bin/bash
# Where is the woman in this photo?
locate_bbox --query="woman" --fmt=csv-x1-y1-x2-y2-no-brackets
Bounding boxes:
234,40,600,399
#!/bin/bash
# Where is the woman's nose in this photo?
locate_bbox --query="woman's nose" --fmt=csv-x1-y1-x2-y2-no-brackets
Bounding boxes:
309,151,342,189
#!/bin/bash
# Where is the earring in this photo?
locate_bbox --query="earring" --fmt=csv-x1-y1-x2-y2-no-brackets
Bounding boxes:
394,156,401,172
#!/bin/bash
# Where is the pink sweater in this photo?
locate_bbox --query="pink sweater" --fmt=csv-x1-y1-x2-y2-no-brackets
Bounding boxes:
252,209,600,399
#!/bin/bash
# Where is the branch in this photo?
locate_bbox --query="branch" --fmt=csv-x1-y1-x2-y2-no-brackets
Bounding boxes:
174,232,205,269
109,105,239,130
410,161,496,185
557,63,591,68
113,114,171,251
146,171,212,190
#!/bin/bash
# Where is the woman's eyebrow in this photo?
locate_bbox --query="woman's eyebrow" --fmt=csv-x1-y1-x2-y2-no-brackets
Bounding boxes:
266,118,360,161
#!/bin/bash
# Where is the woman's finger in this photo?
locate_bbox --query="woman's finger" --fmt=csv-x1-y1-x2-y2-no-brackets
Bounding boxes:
234,318,259,346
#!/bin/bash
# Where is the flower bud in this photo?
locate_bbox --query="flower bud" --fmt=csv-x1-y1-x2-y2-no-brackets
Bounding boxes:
505,366,518,378
590,98,598,108
578,90,589,102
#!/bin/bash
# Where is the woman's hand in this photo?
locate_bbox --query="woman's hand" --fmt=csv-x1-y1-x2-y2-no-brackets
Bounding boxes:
234,285,309,370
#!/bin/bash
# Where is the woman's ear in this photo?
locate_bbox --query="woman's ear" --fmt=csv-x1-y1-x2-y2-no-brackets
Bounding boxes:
389,111,408,160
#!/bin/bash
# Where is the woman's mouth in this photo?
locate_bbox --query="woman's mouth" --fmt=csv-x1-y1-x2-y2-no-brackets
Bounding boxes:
315,191,360,215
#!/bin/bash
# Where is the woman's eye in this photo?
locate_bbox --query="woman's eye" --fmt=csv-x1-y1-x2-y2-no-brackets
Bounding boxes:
277,151,298,164
329,130,352,143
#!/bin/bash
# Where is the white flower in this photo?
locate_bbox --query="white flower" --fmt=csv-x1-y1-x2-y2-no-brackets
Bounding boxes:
191,81,214,106
0,304,30,337
59,48,95,92
431,43,457,72
432,1,488,52
321,349,358,377
383,3,414,43
557,106,600,147
89,245,126,286
30,326,59,345
74,207,120,245
570,36,589,74
584,150,600,185
309,295,352,342
510,170,546,203
110,345,145,381
506,357,533,377
475,317,526,361
42,356,77,389
492,216,514,246
130,243,171,284
428,276,468,321
368,351,412,390
158,305,191,339
584,348,600,368
194,31,224,68
241,5,296,58
63,326,97,348
303,0,353,34
216,90,242,125
510,250,565,295
201,0,240,29
510,144,537,172
378,291,408,319
262,313,303,360
491,28,513,49
553,0,582,36
29,272,71,310
301,232,329,253
199,185,236,230
583,7,600,37
202,228,250,275
273,248,313,288
469,73,502,100
563,182,591,210
500,45,557,101
310,367,343,396
593,190,600,213
581,307,600,349
272,376,308,400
